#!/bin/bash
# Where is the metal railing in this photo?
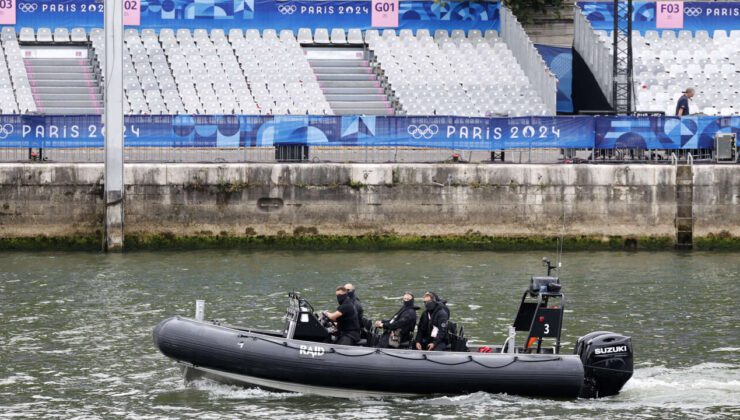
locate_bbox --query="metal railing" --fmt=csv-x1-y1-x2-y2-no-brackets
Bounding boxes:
500,5,558,115
0,146,722,164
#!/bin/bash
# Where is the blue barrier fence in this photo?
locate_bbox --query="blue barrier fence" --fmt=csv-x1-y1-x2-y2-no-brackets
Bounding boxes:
534,44,573,114
6,0,500,32
0,115,738,150
578,2,740,34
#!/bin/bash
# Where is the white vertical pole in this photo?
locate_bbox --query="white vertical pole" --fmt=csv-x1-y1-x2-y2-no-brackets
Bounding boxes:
195,300,205,321
104,0,125,252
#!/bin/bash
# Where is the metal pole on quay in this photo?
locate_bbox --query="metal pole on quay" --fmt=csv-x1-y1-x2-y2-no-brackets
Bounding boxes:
103,0,125,252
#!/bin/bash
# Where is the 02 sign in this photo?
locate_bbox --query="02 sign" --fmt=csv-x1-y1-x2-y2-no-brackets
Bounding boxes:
372,0,398,27
124,0,141,26
0,0,16,25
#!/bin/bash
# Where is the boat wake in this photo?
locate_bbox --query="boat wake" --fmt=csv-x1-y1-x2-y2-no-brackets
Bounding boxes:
616,363,740,408
183,363,739,419
189,379,302,401
411,363,740,418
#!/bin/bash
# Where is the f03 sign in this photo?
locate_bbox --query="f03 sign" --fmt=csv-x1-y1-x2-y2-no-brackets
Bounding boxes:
372,0,398,27
656,1,684,29
0,0,16,25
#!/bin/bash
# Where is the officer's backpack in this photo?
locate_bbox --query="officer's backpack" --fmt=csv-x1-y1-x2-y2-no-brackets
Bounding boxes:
446,320,469,352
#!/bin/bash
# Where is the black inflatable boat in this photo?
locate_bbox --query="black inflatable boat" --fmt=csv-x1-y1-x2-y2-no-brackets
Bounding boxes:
153,260,633,399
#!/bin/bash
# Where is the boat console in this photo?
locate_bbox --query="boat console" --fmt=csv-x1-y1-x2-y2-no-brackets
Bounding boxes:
283,291,332,342
511,259,565,354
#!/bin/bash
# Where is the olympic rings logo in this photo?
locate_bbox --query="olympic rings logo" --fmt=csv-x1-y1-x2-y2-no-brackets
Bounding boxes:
407,124,439,139
18,3,38,13
0,124,14,140
684,7,703,17
277,4,297,14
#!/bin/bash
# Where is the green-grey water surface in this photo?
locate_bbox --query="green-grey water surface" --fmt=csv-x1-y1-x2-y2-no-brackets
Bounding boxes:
1,250,739,419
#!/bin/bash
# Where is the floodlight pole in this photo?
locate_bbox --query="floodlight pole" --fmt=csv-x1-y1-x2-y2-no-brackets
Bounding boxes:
103,0,125,252
612,0,633,114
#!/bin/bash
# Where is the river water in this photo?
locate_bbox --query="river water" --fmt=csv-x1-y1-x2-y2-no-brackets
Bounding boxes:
1,250,738,419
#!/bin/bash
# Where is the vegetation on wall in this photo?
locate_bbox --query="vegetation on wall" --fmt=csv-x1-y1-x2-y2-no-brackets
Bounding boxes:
434,0,566,24
503,0,565,22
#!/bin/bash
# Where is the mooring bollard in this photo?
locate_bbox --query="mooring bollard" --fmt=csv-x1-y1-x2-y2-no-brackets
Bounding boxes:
195,299,205,321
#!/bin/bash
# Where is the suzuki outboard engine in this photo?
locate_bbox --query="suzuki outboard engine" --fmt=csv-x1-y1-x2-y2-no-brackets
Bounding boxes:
575,331,633,398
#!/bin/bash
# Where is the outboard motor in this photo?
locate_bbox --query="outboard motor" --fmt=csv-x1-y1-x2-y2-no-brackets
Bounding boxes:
576,331,634,398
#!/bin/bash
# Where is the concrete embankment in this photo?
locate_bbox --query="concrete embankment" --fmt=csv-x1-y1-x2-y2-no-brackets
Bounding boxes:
0,163,738,250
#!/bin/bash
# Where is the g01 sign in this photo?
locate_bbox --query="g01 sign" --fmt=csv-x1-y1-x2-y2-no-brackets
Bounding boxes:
372,0,398,27
123,0,140,26
0,0,16,25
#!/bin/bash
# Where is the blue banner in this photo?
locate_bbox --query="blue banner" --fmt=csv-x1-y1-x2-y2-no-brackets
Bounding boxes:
7,0,500,32
3,114,737,150
535,44,573,114
594,116,740,149
578,2,740,33
0,115,592,149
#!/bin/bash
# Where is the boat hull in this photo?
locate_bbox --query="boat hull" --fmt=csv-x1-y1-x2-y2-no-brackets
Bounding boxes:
154,316,585,398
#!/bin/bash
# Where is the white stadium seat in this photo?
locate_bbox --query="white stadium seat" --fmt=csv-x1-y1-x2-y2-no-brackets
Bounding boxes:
297,28,313,44
53,28,70,43
594,24,740,115
331,28,347,44
19,27,35,42
347,29,363,45
314,28,330,44
279,29,295,41
368,30,550,116
70,28,87,42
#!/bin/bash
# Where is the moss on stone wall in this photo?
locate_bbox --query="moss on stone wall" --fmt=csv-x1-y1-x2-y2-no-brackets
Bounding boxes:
693,231,740,250
0,235,100,251
3,232,737,251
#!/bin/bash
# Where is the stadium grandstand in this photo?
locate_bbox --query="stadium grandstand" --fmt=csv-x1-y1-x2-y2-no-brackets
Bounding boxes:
0,3,555,117
0,0,738,164
575,0,740,116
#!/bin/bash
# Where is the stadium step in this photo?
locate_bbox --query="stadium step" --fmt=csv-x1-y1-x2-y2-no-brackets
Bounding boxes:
33,93,103,101
31,86,99,95
331,107,395,116
308,59,369,68
38,107,103,115
24,56,102,112
311,66,373,75
38,99,103,107
319,81,381,89
325,94,388,102
23,58,91,66
316,74,379,82
25,65,95,74
28,73,96,81
330,101,392,109
322,87,385,95
28,79,97,87
308,46,397,116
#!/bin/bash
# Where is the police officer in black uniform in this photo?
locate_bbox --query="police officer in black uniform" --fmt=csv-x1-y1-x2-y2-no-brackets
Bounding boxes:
374,292,418,348
414,292,450,351
344,283,367,327
324,286,360,345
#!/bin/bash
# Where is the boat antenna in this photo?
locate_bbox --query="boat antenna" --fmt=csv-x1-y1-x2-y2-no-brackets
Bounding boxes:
555,200,566,277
